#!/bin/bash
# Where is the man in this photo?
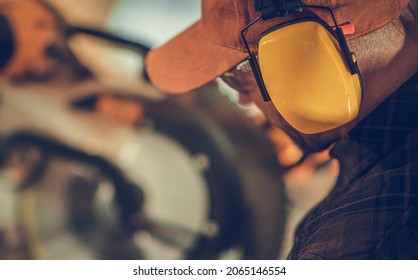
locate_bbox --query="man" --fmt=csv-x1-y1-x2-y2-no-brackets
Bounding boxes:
146,0,418,259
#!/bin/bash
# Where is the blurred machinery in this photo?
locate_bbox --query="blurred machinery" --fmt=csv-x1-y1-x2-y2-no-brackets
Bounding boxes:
0,0,288,259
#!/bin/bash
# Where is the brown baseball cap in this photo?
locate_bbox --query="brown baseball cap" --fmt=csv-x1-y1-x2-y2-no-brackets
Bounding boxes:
146,0,410,94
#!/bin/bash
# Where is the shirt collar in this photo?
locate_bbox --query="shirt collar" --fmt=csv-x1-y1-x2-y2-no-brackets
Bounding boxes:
331,73,418,186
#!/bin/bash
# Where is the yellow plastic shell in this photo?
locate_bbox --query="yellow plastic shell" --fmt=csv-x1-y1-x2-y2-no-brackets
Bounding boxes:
258,21,362,134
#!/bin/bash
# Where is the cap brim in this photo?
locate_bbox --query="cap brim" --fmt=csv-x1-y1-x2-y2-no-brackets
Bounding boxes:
146,20,248,94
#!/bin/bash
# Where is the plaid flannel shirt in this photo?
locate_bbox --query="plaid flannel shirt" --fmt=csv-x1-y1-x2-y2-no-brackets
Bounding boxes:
288,73,418,259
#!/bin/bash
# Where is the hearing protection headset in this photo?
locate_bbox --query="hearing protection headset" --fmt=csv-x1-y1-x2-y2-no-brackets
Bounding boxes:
243,0,363,134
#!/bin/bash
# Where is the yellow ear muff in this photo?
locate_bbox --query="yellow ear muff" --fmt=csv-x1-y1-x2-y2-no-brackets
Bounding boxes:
258,20,362,134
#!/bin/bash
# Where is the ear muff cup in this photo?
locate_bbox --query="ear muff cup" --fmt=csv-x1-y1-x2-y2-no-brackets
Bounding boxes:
257,20,362,134
0,14,14,70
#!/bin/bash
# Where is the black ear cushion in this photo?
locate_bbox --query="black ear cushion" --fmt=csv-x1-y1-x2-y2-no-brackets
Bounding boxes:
0,14,14,70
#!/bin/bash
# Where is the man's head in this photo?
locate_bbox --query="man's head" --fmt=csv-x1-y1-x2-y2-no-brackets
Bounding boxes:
146,0,418,152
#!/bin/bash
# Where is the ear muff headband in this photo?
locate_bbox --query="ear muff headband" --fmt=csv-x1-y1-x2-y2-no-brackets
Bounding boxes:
242,3,364,134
